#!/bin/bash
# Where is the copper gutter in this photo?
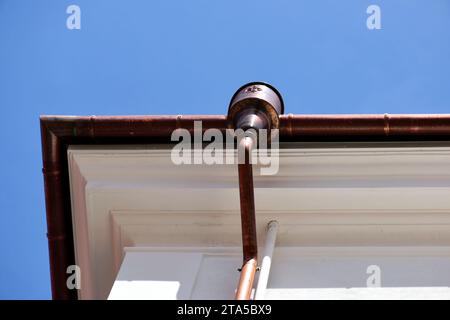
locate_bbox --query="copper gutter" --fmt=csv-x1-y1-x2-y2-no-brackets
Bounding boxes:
279,114,450,139
41,113,450,299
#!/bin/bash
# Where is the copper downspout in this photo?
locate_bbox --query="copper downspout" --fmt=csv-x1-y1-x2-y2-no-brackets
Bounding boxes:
228,82,284,300
235,136,258,300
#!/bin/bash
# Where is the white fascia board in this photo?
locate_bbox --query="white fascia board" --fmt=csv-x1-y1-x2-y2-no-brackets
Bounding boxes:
68,144,450,299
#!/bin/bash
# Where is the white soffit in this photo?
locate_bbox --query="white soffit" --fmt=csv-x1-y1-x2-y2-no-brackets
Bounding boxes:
68,144,450,299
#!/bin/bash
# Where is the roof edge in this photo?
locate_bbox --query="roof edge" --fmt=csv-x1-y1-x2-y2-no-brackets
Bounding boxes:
40,113,450,299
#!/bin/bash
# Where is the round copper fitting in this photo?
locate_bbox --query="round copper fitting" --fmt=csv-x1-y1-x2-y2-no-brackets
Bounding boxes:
227,82,284,130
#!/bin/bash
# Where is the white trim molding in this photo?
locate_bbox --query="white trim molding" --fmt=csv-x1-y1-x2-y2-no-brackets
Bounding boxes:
68,144,450,299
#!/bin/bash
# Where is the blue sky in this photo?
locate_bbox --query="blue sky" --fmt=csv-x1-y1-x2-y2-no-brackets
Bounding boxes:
0,0,449,299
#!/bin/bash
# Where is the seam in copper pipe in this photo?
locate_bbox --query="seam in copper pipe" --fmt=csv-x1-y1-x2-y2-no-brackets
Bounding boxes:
235,136,258,300
384,113,390,136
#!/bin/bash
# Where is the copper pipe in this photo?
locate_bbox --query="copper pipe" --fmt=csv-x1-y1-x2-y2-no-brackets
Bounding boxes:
229,82,284,300
235,136,258,300
236,258,258,300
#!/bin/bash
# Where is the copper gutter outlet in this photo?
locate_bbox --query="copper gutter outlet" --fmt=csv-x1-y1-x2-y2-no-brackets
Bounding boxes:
228,82,284,300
